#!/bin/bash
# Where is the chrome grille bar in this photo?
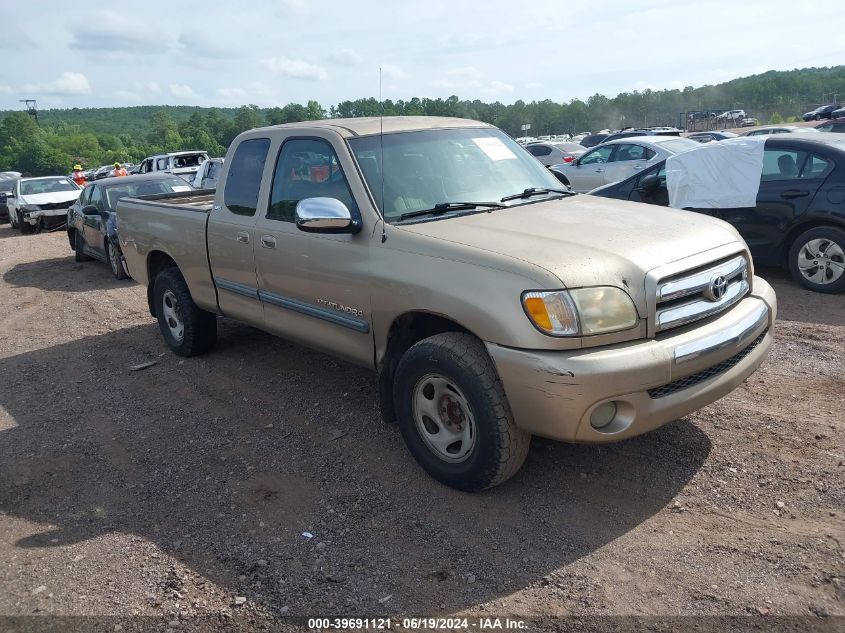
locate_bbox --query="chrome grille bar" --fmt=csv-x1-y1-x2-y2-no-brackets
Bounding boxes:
655,255,750,333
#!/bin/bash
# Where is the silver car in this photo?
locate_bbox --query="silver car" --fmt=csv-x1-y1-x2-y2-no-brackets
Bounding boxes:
525,141,586,167
550,136,700,192
741,125,821,137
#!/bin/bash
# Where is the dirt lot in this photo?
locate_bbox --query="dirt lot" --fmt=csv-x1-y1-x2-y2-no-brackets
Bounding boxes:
0,227,842,628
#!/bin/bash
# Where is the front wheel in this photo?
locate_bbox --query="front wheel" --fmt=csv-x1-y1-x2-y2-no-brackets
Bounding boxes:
74,230,91,262
788,226,845,293
393,332,530,491
18,213,32,234
152,267,217,356
107,240,129,280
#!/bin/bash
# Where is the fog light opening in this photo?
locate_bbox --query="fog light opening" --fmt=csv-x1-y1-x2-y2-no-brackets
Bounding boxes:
590,401,618,430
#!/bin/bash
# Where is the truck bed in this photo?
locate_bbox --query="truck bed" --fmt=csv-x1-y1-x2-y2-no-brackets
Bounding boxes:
116,189,218,314
122,189,216,212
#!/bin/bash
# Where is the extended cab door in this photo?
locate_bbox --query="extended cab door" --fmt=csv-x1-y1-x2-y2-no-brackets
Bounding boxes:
207,136,272,326
253,133,373,367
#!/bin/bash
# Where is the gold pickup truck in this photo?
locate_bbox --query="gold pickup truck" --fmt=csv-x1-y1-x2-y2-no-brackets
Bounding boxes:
117,116,776,491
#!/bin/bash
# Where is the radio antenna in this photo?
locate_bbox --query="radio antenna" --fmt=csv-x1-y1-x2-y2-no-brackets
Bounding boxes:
379,67,387,243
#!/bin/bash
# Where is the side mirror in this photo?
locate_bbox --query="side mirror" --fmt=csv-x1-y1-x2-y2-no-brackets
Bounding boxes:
81,205,100,215
295,197,360,234
637,174,661,194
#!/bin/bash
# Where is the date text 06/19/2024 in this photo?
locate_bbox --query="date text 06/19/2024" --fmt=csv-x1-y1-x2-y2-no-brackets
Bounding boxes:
307,617,528,630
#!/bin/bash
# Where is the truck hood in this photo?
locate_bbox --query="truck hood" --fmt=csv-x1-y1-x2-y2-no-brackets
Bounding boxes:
401,194,744,313
20,191,80,205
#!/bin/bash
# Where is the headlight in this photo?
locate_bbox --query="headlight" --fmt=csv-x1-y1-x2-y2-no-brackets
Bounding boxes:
522,287,639,337
21,204,40,212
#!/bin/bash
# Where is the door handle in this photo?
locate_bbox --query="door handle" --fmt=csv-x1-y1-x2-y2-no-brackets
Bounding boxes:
781,189,809,199
261,235,276,249
594,168,604,173
236,231,250,244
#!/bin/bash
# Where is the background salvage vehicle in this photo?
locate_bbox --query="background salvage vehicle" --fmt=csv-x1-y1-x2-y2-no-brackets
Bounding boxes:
802,104,841,121
0,179,14,222
137,150,210,183
687,131,738,143
6,176,81,233
741,125,821,137
589,135,845,293
68,173,194,279
549,136,699,192
192,157,224,189
815,118,845,133
525,141,585,167
117,117,776,491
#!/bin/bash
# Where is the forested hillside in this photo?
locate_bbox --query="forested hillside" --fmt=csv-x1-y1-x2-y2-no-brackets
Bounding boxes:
1,66,843,176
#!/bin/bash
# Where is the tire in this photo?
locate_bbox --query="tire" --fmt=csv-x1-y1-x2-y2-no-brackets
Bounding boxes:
787,226,845,293
152,267,217,356
107,239,129,280
9,210,17,229
393,332,530,491
74,230,91,262
814,114,821,121
19,213,32,234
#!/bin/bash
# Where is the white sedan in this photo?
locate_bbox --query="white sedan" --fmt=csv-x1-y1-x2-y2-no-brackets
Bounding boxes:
550,136,700,192
7,176,82,233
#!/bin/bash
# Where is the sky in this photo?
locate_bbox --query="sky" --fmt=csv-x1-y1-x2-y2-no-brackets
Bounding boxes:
1,0,844,111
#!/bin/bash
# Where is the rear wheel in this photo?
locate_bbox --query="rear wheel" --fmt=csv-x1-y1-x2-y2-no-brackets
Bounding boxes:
74,230,91,262
107,240,129,280
152,267,217,356
393,332,530,491
788,226,845,293
9,210,17,229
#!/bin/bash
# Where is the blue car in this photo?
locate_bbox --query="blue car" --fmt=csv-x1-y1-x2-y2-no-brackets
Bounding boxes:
67,173,194,279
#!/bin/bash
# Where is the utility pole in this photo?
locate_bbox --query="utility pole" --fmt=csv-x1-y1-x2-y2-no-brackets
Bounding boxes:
19,99,38,125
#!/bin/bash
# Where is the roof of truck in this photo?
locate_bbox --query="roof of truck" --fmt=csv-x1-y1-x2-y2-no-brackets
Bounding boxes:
266,116,493,137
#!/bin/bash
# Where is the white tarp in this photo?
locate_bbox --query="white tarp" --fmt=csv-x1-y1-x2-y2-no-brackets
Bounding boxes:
666,136,765,209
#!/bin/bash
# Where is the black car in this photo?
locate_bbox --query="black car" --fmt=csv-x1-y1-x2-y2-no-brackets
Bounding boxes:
0,178,15,222
815,118,845,133
67,173,195,279
802,105,840,121
589,135,845,293
578,133,609,148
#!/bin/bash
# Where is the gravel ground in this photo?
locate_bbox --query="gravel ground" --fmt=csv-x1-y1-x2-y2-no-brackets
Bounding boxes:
0,227,842,630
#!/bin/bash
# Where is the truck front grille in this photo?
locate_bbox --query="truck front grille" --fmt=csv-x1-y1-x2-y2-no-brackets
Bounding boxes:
647,330,766,398
655,255,749,333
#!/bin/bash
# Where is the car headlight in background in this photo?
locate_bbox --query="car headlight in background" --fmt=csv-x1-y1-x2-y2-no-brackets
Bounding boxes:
522,287,639,337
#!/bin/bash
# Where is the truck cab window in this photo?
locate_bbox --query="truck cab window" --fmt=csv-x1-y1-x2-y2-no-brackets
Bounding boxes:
267,138,358,222
223,138,271,216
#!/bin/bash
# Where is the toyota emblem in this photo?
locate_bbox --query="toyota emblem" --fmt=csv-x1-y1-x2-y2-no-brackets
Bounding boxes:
705,274,728,301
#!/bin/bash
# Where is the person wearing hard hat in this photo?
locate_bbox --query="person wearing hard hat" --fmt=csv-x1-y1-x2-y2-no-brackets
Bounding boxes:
113,162,128,177
72,164,87,186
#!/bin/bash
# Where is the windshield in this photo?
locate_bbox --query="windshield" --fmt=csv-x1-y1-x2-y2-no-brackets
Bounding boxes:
20,178,78,195
105,177,193,209
657,138,701,154
347,128,563,221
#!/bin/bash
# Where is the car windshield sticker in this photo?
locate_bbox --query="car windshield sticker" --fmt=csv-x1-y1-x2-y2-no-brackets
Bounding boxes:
171,185,192,192
472,137,517,161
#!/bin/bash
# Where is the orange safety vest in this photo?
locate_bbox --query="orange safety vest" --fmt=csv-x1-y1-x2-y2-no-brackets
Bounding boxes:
72,170,86,186
114,168,128,177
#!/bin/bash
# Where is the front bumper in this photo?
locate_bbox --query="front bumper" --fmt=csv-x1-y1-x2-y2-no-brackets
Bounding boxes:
487,276,776,443
22,207,69,227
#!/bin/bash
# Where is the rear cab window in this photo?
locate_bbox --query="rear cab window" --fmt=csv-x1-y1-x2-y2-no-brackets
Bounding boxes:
223,138,271,216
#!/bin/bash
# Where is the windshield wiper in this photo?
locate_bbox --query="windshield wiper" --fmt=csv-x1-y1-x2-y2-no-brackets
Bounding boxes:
500,187,573,202
398,201,506,221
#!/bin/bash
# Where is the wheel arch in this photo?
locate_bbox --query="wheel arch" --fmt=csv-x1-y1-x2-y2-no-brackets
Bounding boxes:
781,219,845,264
146,250,179,317
377,310,479,424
